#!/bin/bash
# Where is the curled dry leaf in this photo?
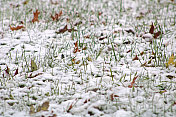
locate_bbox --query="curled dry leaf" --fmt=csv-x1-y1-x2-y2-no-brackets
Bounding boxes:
10,25,25,31
32,9,40,23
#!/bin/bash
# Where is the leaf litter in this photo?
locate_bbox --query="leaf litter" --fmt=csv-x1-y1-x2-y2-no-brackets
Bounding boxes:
0,0,176,117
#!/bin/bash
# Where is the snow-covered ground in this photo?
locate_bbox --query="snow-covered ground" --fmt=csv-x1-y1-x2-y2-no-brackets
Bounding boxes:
0,0,176,117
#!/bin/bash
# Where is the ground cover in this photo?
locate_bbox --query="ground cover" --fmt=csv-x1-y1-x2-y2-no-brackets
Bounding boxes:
0,0,176,117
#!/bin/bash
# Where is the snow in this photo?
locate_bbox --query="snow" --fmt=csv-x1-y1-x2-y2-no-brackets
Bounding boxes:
0,0,176,117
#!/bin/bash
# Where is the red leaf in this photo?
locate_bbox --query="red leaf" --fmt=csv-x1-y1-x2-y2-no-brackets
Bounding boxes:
32,9,40,23
149,23,154,34
10,25,24,31
128,76,138,88
153,31,161,39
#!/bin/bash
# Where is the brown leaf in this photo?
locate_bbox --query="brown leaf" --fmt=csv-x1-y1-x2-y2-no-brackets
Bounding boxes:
149,23,154,34
99,36,107,40
84,99,90,103
110,94,114,101
82,46,87,50
5,66,10,75
153,31,161,39
73,41,81,53
28,73,43,78
84,35,90,38
132,55,139,61
56,25,67,34
67,103,73,112
32,9,40,23
74,21,82,26
51,11,62,21
126,50,131,53
128,76,138,88
67,28,77,32
50,0,58,5
14,68,18,76
10,25,25,31
125,29,135,35
140,51,144,56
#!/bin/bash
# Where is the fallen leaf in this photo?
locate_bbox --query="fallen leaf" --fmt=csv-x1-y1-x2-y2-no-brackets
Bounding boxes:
132,55,139,61
99,36,107,40
29,105,35,114
153,31,161,39
166,54,176,67
74,21,82,26
67,28,77,32
110,94,114,101
128,76,138,88
37,101,49,112
73,41,80,53
28,73,43,78
10,25,25,31
50,0,58,5
31,59,38,72
56,25,67,34
14,68,18,76
67,103,73,112
5,65,10,75
51,11,62,21
126,50,131,53
32,9,40,23
23,0,29,5
125,29,135,35
149,23,154,34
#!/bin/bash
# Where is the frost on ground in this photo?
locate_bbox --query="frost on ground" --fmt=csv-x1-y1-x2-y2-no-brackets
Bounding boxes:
0,0,176,117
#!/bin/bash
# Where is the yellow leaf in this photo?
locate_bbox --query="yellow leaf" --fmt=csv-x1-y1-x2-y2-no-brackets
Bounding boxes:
29,105,35,114
87,56,92,61
168,54,175,65
31,59,38,72
41,101,49,111
37,101,49,112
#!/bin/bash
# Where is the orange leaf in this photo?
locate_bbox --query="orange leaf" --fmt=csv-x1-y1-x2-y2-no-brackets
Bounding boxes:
128,76,138,88
10,25,24,31
149,23,154,34
32,9,40,23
